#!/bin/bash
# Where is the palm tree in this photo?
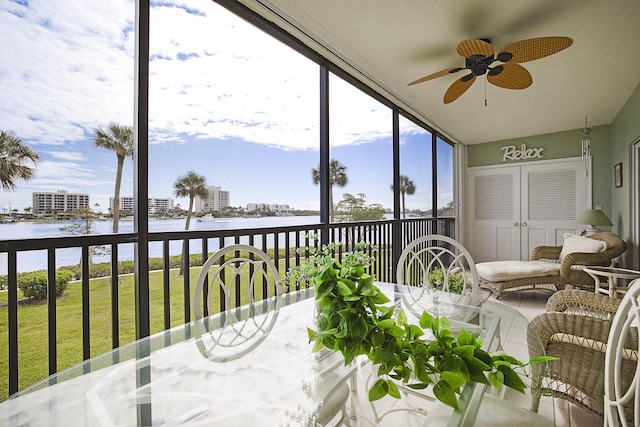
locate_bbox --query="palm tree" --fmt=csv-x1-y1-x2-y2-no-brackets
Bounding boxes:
174,171,208,230
0,130,40,190
174,171,208,275
312,159,348,222
93,124,133,233
390,175,416,218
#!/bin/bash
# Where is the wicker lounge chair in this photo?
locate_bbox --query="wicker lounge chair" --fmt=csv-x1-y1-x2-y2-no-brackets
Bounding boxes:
477,232,627,299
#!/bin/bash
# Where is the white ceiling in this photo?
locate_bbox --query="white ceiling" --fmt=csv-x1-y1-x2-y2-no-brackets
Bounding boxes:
244,0,640,144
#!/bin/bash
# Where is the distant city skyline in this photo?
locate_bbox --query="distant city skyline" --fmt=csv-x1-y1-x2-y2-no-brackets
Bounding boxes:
0,1,452,218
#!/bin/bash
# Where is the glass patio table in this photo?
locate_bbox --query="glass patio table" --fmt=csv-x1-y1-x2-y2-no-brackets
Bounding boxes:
0,282,553,426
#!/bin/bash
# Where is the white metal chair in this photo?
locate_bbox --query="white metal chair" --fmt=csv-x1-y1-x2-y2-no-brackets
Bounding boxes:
193,244,283,362
347,235,482,424
193,244,351,425
604,277,640,426
396,234,482,321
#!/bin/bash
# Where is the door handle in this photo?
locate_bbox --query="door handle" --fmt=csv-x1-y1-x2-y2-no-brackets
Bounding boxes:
514,223,519,227
522,222,528,227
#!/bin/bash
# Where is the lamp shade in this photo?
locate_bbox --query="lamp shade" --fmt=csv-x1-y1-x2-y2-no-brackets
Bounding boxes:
576,209,613,226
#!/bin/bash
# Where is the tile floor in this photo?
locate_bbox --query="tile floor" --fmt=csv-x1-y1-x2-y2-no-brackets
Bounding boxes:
489,290,603,427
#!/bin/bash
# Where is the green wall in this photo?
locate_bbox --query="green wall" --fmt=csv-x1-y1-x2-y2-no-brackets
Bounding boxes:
467,82,640,268
467,125,613,216
610,82,640,267
468,128,582,167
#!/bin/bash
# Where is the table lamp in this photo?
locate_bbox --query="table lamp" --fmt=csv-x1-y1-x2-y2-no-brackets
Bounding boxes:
576,206,613,236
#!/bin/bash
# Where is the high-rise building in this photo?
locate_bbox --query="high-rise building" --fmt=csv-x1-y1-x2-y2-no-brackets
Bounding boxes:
109,197,174,215
149,198,174,214
195,186,230,212
247,203,290,215
32,190,90,216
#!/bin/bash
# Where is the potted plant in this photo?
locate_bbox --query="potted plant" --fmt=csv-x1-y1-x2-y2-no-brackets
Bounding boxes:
285,239,552,410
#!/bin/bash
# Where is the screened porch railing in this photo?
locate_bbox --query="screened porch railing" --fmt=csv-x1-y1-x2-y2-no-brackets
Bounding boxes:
0,217,454,398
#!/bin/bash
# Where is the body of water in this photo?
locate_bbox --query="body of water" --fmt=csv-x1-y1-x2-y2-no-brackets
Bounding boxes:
0,216,321,274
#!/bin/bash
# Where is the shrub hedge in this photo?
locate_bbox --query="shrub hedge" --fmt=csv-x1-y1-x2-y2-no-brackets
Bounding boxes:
16,270,74,300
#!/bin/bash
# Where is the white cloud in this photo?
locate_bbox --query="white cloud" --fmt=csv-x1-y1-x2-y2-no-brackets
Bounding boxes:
33,160,93,183
0,0,400,153
46,151,85,161
0,1,135,145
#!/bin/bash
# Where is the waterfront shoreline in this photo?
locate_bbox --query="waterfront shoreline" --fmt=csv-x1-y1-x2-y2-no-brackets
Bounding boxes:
0,215,322,274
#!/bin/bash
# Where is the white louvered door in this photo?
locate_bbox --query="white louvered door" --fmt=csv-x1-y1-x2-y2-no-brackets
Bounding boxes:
520,162,586,259
468,166,521,262
468,159,588,262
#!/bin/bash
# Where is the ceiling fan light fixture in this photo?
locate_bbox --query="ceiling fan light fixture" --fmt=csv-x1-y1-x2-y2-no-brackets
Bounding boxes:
496,52,513,62
461,73,475,82
488,66,503,76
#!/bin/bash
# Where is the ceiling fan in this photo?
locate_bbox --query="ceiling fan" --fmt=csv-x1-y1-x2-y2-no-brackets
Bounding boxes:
408,36,573,104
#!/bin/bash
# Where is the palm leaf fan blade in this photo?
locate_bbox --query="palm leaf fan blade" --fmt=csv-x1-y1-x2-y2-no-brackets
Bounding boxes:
456,39,494,58
499,36,573,63
487,63,532,89
408,67,461,86
444,75,475,104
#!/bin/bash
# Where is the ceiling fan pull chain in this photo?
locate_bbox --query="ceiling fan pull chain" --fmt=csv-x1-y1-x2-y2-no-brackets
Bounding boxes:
484,78,488,106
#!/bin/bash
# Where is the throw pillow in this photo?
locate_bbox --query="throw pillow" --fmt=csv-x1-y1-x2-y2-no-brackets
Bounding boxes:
559,233,607,262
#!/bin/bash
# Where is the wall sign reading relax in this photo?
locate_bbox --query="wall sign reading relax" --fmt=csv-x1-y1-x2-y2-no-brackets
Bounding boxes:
501,144,544,162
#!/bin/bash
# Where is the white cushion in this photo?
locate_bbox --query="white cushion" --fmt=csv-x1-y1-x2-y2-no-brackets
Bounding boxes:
476,261,560,282
559,233,607,262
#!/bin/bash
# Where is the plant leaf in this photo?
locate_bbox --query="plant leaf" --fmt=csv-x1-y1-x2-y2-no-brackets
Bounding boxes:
378,319,404,337
499,366,527,393
473,348,493,365
368,379,388,401
371,329,385,347
457,329,475,346
407,324,425,339
336,281,353,296
488,370,504,389
406,383,429,390
453,344,475,360
386,379,401,399
316,281,335,299
420,311,434,329
440,371,467,389
397,309,408,327
311,339,325,353
466,355,491,372
371,292,390,304
350,315,368,338
433,380,459,409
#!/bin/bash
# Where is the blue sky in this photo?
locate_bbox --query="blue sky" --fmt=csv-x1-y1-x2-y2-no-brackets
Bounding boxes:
0,0,450,215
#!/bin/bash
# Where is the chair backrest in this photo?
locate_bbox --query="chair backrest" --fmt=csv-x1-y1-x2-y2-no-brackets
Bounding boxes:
604,278,640,426
193,244,282,362
396,235,480,317
587,232,628,264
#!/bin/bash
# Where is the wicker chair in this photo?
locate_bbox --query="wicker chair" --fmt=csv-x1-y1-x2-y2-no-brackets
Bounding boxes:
528,288,638,420
604,278,640,426
479,232,627,298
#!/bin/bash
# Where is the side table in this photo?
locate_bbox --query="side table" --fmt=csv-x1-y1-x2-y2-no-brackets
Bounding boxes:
583,266,640,298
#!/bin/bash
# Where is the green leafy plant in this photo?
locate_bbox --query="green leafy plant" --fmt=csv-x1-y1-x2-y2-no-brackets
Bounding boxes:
428,268,466,294
17,270,73,300
286,239,554,410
